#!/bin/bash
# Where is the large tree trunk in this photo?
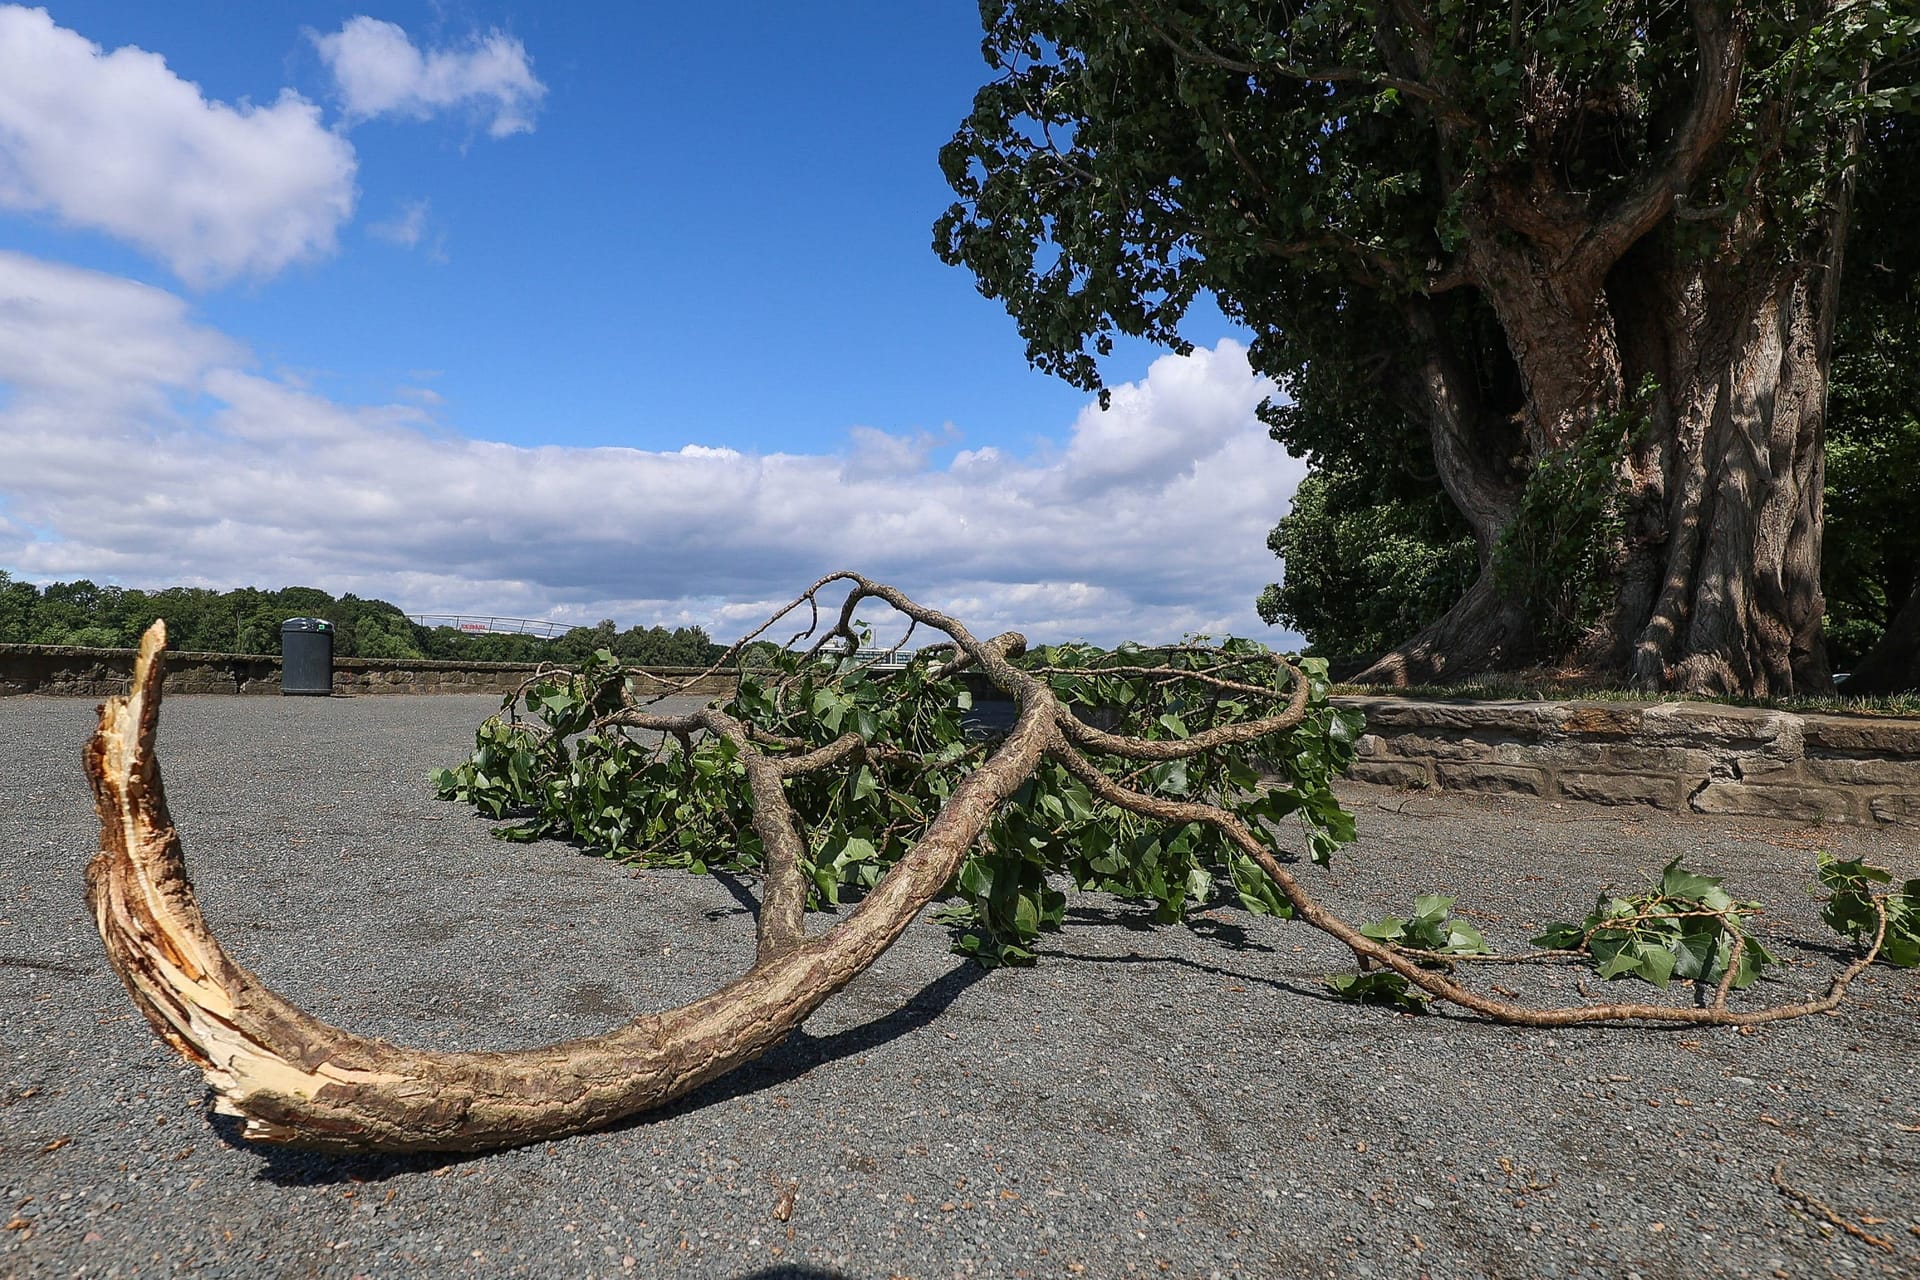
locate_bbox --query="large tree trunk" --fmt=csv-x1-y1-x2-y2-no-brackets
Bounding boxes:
1620,255,1837,696
1349,7,1852,698
1359,217,1841,697
1354,299,1533,685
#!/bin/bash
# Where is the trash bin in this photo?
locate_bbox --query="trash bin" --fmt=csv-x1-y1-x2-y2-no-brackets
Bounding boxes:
280,618,334,696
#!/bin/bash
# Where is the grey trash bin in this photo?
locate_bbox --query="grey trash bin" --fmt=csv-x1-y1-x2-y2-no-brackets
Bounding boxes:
281,618,334,696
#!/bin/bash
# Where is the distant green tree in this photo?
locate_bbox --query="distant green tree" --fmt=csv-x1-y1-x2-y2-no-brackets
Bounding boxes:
0,576,728,668
1824,115,1920,690
0,571,35,642
1258,466,1475,658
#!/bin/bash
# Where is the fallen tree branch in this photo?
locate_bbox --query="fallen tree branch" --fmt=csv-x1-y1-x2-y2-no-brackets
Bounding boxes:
85,574,1909,1155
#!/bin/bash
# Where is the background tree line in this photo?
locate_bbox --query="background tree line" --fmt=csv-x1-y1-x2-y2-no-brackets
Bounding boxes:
0,573,724,667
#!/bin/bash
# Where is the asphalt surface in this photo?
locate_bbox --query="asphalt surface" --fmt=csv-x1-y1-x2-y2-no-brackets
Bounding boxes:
2,690,1917,1280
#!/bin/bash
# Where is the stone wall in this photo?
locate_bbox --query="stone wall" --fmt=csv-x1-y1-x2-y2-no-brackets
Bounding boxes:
0,644,735,699
1337,695,1920,827
7,643,1914,825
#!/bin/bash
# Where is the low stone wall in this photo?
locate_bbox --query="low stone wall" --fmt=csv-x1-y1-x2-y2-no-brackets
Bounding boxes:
1338,695,1920,827
0,644,735,699
8,644,1913,824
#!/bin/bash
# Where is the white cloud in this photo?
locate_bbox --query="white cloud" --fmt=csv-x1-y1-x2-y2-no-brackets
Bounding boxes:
0,6,357,287
0,251,1305,648
313,17,545,138
369,197,429,248
367,196,446,262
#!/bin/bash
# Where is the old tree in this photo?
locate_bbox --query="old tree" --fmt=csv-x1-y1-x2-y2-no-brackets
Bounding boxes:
937,1,1920,694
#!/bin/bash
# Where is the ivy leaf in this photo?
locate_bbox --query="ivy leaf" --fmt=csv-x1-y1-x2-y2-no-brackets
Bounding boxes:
1532,922,1585,950
1325,970,1427,1011
1360,915,1408,942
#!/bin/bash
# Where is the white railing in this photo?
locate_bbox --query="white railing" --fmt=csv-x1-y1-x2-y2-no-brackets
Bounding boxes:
406,614,569,639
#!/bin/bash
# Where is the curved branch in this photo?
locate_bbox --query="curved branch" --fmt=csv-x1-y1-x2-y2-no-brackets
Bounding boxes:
1055,653,1309,760
1570,0,1745,279
86,617,1060,1152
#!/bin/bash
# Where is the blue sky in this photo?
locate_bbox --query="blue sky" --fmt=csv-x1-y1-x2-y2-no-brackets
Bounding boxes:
0,3,1303,646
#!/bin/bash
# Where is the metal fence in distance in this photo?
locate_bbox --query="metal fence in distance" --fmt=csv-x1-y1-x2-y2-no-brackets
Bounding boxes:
405,614,570,639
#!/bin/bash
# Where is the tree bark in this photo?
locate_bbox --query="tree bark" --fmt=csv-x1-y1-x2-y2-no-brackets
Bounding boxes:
1627,262,1836,696
1353,299,1531,685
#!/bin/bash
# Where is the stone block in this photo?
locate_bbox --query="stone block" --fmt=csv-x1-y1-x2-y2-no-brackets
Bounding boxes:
1435,761,1548,796
1641,702,1797,747
1556,703,1646,736
1801,756,1920,788
1601,744,1718,777
1378,732,1498,761
1505,740,1607,769
1336,698,1557,736
1722,750,1798,778
1802,716,1920,758
1689,781,1857,823
1869,793,1920,826
1347,760,1431,789
1556,772,1681,809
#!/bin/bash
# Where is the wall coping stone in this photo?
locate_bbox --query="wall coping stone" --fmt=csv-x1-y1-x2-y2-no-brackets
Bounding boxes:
1333,694,1920,827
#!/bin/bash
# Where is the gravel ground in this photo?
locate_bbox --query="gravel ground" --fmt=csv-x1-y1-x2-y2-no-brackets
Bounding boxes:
2,691,1917,1280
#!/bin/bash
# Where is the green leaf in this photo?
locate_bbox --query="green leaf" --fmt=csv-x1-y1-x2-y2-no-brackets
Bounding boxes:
1659,859,1721,902
1360,916,1408,942
958,857,994,898
1635,941,1677,988
1325,970,1427,1011
832,835,878,868
1444,919,1487,954
1594,947,1642,981
1532,922,1585,950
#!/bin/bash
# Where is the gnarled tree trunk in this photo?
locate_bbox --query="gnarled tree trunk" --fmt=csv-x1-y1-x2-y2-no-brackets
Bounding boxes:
1349,6,1851,697
1358,204,1843,698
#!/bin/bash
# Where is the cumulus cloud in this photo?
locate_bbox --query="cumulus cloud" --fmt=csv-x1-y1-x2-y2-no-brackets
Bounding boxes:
313,16,545,138
0,251,1305,648
0,6,356,287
